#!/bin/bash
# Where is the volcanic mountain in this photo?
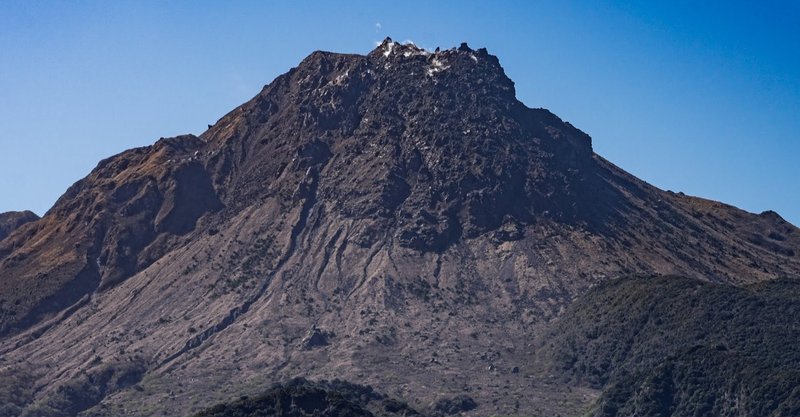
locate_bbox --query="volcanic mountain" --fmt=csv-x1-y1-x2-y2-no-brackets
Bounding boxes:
0,39,798,417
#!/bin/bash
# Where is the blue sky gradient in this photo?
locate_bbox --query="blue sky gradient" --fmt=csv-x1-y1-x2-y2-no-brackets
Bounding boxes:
1,1,798,225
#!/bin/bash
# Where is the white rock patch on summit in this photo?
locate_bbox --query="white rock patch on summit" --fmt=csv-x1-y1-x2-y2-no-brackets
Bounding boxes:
426,57,450,76
383,41,396,57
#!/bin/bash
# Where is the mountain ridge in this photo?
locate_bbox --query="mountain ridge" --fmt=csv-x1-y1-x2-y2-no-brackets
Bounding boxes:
0,211,39,242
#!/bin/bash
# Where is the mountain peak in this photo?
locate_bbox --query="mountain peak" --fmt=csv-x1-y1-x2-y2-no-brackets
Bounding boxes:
201,39,596,251
366,38,502,77
371,37,480,56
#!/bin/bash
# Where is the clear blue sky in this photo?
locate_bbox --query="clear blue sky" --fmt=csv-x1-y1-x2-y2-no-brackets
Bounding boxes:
1,1,798,226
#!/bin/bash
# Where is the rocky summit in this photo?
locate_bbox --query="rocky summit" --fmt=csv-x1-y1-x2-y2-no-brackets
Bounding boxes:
1,39,798,417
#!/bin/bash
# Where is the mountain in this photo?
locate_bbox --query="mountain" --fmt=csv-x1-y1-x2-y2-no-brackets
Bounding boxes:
0,39,798,417
0,211,39,242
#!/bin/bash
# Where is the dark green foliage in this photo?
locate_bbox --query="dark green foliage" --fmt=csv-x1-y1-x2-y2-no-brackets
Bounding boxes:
0,367,35,417
540,275,800,417
595,346,800,417
20,361,145,417
193,378,421,417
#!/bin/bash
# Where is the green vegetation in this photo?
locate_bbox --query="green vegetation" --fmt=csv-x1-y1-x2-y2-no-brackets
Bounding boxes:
17,361,145,417
540,275,800,417
193,378,420,417
0,366,35,417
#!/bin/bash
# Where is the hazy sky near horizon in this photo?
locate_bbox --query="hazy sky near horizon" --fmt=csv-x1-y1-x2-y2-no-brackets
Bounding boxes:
1,1,799,225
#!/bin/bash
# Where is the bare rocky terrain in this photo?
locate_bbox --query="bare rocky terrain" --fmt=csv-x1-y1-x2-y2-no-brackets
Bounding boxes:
1,39,798,417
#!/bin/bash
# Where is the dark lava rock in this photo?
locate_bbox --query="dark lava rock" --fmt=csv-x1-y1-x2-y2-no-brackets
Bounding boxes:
432,395,477,415
301,327,334,350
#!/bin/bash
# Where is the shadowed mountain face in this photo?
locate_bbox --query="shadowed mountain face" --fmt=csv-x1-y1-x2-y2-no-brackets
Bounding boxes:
0,39,798,417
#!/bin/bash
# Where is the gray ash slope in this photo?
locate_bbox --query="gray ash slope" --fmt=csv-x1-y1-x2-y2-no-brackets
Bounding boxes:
0,39,799,417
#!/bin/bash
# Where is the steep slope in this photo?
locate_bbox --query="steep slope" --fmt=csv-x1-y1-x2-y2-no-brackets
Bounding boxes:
538,275,800,416
0,39,798,417
0,211,39,241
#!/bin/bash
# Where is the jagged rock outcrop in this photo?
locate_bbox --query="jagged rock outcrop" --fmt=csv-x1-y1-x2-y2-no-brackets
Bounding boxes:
0,39,798,417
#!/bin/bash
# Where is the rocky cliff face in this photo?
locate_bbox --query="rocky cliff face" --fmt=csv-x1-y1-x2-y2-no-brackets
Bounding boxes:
1,39,798,417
